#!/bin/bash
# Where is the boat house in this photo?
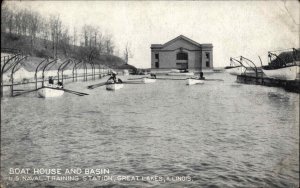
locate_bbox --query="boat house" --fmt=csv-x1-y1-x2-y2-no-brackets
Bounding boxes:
150,35,213,71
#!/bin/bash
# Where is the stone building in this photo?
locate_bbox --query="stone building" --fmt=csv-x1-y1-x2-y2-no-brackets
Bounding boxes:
150,35,213,71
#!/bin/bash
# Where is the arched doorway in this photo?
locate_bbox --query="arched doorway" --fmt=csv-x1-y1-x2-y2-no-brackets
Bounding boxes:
176,52,188,70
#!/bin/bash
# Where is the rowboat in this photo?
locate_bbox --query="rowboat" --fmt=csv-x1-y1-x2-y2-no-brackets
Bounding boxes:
142,78,156,83
38,85,64,98
106,83,124,90
225,66,246,75
261,49,300,80
186,78,204,85
123,70,129,76
262,65,299,80
171,69,181,73
167,72,194,76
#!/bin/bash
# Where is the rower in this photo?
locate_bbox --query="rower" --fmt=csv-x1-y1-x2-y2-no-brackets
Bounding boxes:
49,76,54,84
199,72,205,80
107,71,117,83
117,78,123,83
150,73,156,79
57,81,63,88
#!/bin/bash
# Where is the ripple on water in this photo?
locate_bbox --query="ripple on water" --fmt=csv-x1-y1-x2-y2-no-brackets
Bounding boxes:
1,73,299,187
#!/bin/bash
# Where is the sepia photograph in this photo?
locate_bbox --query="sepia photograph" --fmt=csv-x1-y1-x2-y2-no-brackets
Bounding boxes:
0,0,299,187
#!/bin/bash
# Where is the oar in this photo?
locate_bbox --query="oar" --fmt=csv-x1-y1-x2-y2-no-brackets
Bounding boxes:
13,89,39,96
188,77,224,82
127,77,147,80
156,78,186,80
63,88,89,96
63,90,86,96
87,82,107,89
204,79,224,81
43,86,89,96
122,81,144,84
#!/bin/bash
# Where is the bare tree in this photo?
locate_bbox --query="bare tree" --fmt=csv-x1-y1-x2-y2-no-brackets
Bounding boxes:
20,9,30,36
14,10,22,35
104,35,115,55
1,5,123,65
1,4,10,33
73,26,77,48
81,24,91,47
40,18,50,48
60,27,70,56
28,11,41,51
7,10,14,35
49,15,62,58
124,42,133,64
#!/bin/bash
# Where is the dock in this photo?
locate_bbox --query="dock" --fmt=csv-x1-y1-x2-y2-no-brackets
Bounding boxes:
237,72,300,93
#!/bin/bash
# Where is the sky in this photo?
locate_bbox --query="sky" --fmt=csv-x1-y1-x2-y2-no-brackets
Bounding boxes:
4,0,300,68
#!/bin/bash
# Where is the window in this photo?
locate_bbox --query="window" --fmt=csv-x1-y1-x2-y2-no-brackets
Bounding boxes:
206,61,210,67
206,52,210,59
176,52,188,60
155,54,159,60
155,62,159,68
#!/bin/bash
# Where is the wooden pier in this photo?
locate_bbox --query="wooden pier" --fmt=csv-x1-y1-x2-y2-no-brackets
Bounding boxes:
237,72,300,93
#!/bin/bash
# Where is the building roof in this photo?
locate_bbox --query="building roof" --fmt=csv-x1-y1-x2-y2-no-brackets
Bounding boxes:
150,35,212,49
150,44,163,49
163,35,201,47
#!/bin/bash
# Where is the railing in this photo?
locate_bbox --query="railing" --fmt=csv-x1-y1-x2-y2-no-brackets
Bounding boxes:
1,49,116,98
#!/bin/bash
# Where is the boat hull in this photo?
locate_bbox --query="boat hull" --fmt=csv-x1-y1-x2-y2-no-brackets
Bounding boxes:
225,66,246,75
167,72,194,76
142,78,156,83
38,88,64,98
262,65,299,80
106,83,124,90
186,79,204,85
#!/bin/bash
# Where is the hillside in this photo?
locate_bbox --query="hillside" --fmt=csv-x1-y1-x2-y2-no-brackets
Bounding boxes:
1,32,134,70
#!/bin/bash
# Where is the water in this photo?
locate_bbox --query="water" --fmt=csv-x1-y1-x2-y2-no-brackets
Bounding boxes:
1,73,299,188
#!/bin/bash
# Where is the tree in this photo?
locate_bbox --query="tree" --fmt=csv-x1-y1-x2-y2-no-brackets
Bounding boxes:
7,10,14,35
40,18,50,48
20,9,30,36
14,10,22,35
49,15,62,58
73,26,77,48
60,27,71,56
104,35,114,55
123,42,133,64
28,11,41,51
1,5,123,64
1,4,10,33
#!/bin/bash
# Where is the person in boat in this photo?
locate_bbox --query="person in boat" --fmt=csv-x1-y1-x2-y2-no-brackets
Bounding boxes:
107,72,123,83
107,72,117,83
150,73,156,79
200,72,204,80
57,81,63,88
48,76,54,85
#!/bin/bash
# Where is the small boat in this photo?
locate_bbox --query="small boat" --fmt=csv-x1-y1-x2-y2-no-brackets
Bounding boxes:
186,78,204,85
167,72,194,76
170,69,181,73
123,70,129,76
38,84,64,98
167,69,194,76
224,66,246,75
262,65,299,80
106,83,124,90
142,77,156,83
261,49,300,80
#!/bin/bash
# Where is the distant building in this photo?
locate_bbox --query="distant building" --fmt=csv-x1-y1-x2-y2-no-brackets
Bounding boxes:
150,35,213,70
